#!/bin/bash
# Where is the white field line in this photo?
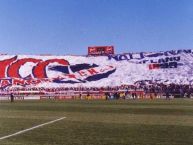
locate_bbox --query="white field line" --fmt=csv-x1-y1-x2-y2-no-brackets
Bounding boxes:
0,117,66,141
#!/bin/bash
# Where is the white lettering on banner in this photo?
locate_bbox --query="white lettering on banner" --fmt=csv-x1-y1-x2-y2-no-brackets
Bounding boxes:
108,49,191,61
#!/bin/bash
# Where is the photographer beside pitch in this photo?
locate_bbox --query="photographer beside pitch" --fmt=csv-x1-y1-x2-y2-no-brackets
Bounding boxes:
10,93,14,102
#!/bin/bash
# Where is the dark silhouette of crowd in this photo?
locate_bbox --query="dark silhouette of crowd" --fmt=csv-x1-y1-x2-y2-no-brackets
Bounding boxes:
2,83,193,100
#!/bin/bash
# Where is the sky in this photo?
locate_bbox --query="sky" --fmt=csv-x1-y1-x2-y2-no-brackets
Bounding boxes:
0,0,193,55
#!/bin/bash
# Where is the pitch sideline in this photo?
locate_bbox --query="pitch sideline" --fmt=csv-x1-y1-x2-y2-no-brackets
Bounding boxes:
0,116,66,141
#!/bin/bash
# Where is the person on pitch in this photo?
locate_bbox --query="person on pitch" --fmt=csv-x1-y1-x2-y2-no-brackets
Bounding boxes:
10,93,14,103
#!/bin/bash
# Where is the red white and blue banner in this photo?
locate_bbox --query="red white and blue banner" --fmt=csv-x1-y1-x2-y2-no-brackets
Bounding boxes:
0,49,192,89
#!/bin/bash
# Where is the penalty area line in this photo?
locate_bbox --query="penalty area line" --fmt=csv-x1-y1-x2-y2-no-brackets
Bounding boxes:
0,116,66,141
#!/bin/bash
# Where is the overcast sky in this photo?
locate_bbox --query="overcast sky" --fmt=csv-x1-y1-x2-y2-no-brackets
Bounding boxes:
0,0,193,55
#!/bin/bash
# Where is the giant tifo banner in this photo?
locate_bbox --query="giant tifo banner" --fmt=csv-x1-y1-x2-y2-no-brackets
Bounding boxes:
0,49,192,89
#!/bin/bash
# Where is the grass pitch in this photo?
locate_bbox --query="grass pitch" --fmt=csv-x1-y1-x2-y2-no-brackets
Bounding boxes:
0,99,193,145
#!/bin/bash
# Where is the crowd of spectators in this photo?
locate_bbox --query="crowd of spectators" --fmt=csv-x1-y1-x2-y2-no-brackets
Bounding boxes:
141,83,193,98
1,83,193,99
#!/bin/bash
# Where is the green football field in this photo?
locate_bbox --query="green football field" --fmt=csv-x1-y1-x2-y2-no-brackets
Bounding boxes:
0,99,193,145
